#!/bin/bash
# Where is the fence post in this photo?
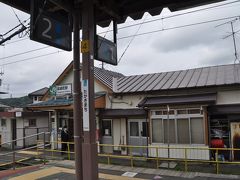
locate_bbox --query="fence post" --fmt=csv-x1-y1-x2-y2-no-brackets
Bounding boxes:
184,148,188,172
43,132,46,165
156,147,159,169
130,146,133,168
215,149,219,174
12,141,15,170
37,140,39,159
67,142,70,160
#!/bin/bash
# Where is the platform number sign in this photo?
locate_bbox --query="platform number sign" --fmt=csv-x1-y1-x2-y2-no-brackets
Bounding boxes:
30,0,72,51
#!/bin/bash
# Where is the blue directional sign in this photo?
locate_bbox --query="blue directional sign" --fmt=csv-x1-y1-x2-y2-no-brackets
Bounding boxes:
30,0,72,51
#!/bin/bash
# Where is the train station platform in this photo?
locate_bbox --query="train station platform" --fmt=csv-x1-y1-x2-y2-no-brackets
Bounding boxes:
1,160,240,180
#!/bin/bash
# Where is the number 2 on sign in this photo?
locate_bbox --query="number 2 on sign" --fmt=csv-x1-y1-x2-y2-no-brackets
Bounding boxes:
81,40,89,53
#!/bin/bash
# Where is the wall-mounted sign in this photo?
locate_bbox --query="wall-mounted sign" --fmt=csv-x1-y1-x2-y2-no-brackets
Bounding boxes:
49,85,57,96
49,84,72,96
56,84,72,96
15,111,22,117
30,0,72,51
95,35,117,65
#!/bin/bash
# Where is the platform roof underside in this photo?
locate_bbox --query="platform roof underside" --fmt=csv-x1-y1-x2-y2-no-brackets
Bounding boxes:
0,0,225,27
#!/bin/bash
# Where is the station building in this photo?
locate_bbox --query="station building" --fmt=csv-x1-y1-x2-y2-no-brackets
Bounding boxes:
28,62,240,160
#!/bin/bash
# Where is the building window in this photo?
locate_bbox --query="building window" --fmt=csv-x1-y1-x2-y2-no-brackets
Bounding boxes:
130,122,139,136
163,119,176,143
34,96,38,101
177,119,190,144
102,120,112,136
151,108,204,144
191,118,204,144
141,122,148,137
152,119,163,143
29,119,36,127
1,119,6,127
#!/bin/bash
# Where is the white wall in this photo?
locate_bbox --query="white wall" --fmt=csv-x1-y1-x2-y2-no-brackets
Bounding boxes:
60,70,74,85
148,144,210,160
16,115,49,147
108,95,145,109
217,90,240,104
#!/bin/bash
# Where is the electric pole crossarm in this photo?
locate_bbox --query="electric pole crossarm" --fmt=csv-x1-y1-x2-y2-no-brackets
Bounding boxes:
0,26,27,46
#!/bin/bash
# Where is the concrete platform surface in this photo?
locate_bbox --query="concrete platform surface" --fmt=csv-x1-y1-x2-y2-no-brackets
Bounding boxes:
1,160,240,180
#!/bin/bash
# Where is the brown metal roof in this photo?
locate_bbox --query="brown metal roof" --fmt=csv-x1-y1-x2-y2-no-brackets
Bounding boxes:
0,0,225,27
114,64,240,93
28,87,49,97
138,93,217,107
94,66,124,89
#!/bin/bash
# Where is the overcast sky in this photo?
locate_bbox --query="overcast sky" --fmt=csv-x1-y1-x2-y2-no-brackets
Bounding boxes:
0,1,240,98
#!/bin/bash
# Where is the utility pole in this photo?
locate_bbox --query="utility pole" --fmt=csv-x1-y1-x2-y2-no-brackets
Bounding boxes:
81,0,99,179
73,3,83,180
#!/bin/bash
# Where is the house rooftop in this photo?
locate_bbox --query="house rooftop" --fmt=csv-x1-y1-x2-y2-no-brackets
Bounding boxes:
114,64,240,93
28,87,49,97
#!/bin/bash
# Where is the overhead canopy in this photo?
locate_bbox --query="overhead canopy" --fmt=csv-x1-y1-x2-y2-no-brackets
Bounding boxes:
0,0,225,27
28,92,106,110
208,104,240,115
138,93,217,107
100,108,147,118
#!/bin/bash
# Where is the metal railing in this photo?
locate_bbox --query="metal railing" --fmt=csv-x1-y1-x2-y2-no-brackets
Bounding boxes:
2,137,240,175
0,132,51,170
37,141,240,175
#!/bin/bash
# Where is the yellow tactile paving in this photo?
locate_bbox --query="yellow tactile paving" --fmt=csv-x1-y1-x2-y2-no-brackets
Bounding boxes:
100,173,145,180
9,166,145,180
18,151,42,155
10,167,73,180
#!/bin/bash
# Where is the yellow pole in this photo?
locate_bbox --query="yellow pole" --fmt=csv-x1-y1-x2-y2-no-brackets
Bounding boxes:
107,156,110,165
184,148,188,172
156,147,159,168
130,146,133,168
37,141,39,158
216,149,219,174
67,142,70,160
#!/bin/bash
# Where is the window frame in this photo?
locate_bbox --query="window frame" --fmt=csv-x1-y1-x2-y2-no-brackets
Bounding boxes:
151,108,204,145
102,119,112,137
1,119,6,127
28,119,37,127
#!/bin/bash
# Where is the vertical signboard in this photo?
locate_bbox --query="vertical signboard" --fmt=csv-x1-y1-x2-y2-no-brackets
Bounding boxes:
82,80,89,131
95,35,117,65
231,122,240,160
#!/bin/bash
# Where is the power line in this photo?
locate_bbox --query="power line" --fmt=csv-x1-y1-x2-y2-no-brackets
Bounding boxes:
1,51,64,66
99,0,240,34
11,7,23,25
1,0,240,47
2,14,239,63
0,46,49,60
118,15,240,40
118,15,148,64
1,14,240,66
0,18,29,38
